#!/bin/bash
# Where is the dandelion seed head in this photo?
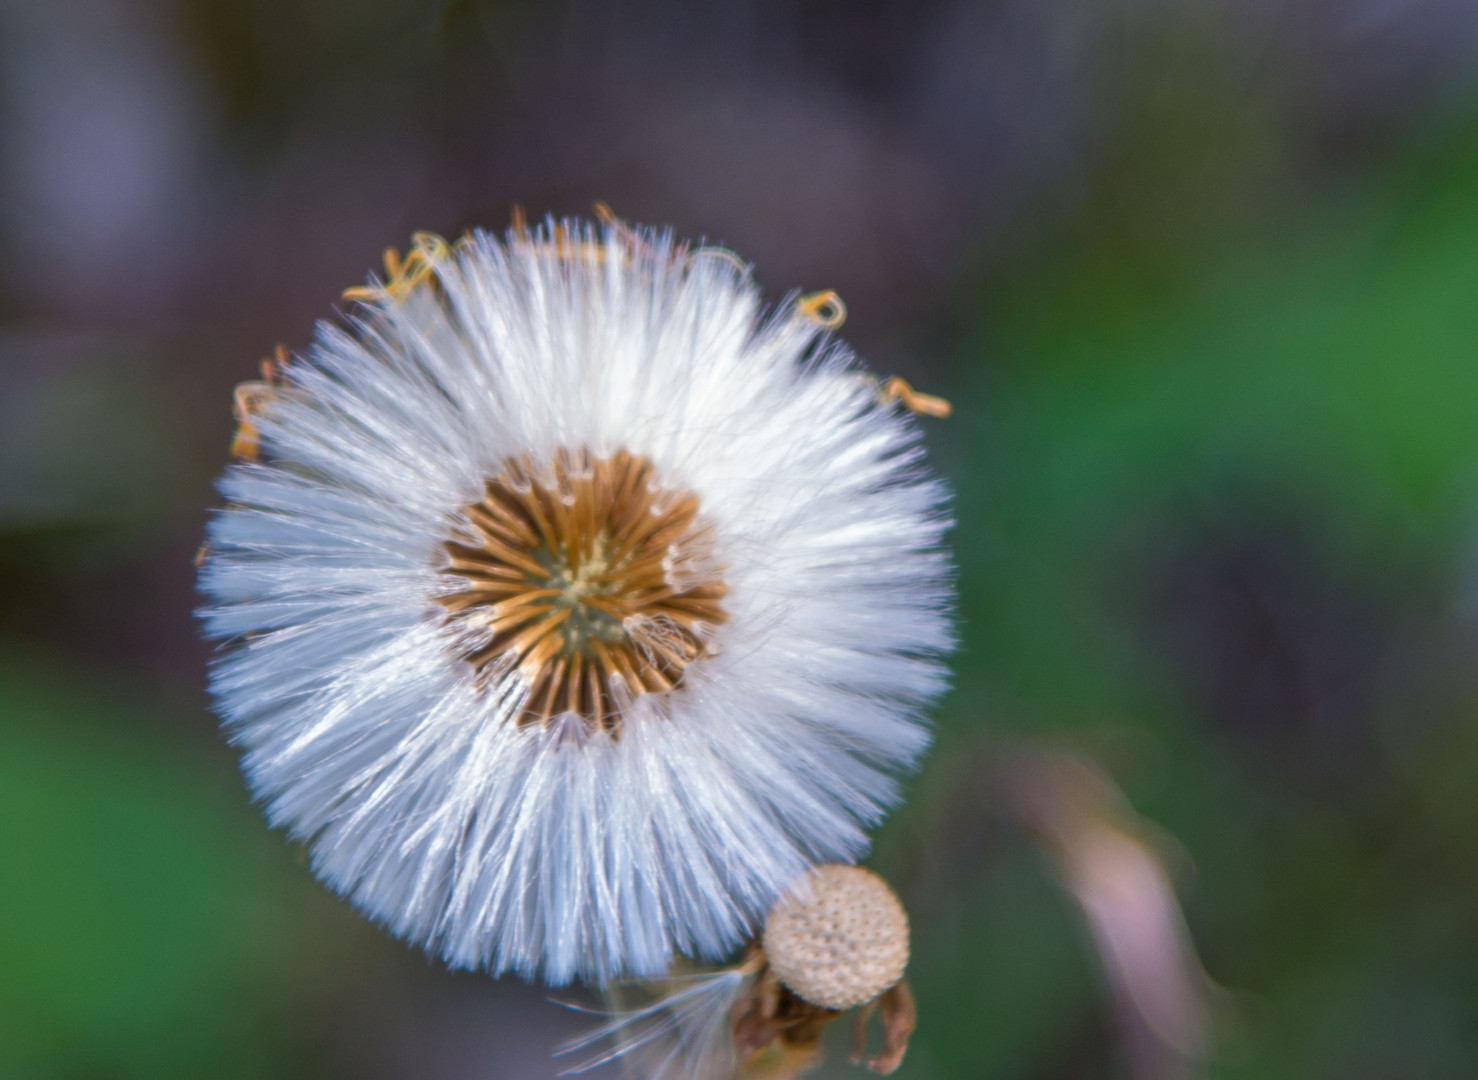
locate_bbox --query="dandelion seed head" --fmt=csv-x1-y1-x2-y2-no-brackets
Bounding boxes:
198,215,952,985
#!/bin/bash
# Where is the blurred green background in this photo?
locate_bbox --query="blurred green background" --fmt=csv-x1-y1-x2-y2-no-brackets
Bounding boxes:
5,1,1478,1077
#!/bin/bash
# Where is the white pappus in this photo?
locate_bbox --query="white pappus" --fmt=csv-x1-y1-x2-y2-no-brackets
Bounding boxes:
197,215,953,986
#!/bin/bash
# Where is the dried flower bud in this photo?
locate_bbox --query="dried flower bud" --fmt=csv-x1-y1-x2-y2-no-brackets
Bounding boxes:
564,865,918,1078
763,864,909,1011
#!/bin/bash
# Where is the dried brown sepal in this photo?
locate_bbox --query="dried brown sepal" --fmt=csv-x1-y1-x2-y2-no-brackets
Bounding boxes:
728,942,914,1078
439,448,728,732
733,966,840,1080
849,979,916,1076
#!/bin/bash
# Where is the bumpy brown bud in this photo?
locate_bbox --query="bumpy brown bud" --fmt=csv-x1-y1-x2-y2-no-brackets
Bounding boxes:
762,864,909,1011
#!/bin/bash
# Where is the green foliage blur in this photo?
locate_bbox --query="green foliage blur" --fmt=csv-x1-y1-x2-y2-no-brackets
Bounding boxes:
881,104,1478,1080
5,2,1478,1077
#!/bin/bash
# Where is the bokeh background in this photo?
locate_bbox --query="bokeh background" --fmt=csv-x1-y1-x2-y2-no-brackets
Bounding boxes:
5,0,1478,1077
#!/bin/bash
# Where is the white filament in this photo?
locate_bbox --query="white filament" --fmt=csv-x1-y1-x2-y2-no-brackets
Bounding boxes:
556,968,752,1079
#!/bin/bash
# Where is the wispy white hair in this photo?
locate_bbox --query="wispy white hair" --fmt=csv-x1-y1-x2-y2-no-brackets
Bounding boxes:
557,967,754,1079
198,218,952,985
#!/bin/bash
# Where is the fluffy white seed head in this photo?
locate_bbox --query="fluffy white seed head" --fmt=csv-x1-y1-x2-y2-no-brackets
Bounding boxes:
763,864,910,1010
198,218,952,985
